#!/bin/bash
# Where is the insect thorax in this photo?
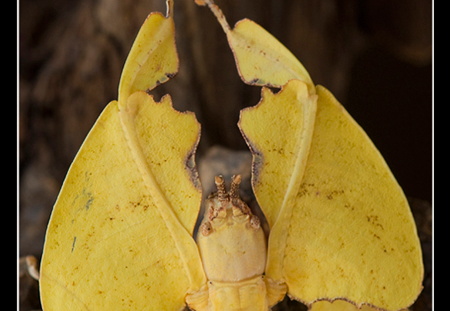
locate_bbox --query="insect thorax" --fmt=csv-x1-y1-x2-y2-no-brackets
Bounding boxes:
188,175,269,310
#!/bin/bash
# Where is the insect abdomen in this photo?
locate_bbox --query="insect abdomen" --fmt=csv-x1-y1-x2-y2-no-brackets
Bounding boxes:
207,276,268,311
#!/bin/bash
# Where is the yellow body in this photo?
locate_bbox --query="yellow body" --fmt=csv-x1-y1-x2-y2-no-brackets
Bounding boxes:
197,198,266,283
196,204,269,311
188,176,286,311
206,277,268,311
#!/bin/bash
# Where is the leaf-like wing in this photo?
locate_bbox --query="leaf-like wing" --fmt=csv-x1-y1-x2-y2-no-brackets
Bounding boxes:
240,82,423,310
40,93,205,310
239,80,317,229
225,19,313,88
118,11,178,105
198,1,312,88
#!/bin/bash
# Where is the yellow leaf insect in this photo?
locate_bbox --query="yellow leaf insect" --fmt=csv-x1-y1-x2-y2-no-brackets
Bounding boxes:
39,0,424,311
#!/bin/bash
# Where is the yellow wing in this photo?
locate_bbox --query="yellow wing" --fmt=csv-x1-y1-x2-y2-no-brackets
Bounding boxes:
239,82,423,310
197,0,312,89
226,19,312,89
118,8,178,105
40,4,206,310
239,80,317,230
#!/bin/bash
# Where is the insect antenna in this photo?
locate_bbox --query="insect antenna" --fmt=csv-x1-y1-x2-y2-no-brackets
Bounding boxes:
215,175,227,202
230,175,242,199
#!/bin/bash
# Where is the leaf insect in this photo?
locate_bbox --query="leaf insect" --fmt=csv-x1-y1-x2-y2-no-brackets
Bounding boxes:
39,0,423,310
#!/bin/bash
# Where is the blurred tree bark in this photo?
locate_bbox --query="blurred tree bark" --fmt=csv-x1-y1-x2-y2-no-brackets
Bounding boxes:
19,0,431,310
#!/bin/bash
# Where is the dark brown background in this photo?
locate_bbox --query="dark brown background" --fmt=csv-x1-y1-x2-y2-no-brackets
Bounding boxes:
19,0,432,310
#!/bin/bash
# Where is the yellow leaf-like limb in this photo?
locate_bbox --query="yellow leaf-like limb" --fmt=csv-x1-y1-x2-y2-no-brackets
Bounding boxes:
118,8,178,106
40,93,206,310
239,79,317,230
198,0,313,89
227,19,313,88
119,92,202,233
240,82,423,310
